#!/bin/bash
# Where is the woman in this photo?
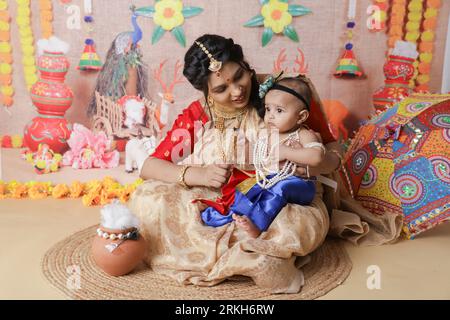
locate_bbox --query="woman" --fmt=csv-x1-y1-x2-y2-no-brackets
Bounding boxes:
130,34,398,293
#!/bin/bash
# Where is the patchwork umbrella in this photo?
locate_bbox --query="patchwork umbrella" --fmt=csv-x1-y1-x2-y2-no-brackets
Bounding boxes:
341,94,450,239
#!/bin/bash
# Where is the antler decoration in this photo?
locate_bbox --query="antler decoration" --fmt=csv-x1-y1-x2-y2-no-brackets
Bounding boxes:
293,48,309,75
152,60,184,94
168,60,185,93
272,48,309,75
273,48,288,74
152,59,168,93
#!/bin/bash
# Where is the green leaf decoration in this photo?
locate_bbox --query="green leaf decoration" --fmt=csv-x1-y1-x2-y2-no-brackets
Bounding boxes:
244,14,265,27
172,26,186,47
182,7,203,18
283,25,299,42
259,0,269,5
279,0,289,3
288,5,312,17
152,26,165,44
135,6,155,17
262,27,274,47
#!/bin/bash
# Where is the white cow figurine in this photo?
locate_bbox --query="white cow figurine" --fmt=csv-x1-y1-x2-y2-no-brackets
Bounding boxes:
125,130,157,174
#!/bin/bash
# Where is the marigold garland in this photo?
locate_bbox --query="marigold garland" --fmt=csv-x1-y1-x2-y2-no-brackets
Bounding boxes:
0,177,144,205
387,0,407,49
16,0,38,90
39,0,53,38
404,0,424,88
0,0,13,107
415,0,441,92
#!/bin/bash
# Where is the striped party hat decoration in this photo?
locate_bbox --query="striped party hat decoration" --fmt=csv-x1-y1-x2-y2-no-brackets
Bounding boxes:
77,39,102,71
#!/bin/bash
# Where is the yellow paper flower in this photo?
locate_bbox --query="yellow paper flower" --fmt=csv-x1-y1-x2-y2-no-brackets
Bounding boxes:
261,0,292,34
154,0,184,31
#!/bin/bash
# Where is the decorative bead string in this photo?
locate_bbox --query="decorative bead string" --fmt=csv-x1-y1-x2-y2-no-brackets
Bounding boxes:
253,131,298,189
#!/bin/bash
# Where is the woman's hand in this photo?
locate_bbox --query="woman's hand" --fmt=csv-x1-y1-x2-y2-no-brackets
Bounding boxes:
201,164,232,189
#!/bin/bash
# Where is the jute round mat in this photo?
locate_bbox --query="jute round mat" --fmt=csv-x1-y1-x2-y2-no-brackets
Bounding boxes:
42,225,352,300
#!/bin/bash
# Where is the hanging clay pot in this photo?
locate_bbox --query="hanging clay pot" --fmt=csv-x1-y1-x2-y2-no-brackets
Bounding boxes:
91,226,146,277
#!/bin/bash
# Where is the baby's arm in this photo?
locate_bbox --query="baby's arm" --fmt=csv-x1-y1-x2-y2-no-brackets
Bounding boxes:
280,130,325,167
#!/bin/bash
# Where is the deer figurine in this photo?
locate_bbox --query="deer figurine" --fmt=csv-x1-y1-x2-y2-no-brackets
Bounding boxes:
273,48,309,75
152,60,184,130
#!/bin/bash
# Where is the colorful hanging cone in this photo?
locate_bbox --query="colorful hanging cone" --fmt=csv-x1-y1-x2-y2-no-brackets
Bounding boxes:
77,39,102,71
334,44,363,78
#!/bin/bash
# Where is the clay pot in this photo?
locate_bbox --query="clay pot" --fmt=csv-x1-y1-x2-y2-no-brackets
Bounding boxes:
91,226,146,277
23,51,73,153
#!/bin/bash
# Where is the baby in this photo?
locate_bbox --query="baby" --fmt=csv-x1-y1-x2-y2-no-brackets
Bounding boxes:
199,75,326,238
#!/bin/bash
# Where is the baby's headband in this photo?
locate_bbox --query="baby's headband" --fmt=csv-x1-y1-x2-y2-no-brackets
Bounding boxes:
259,72,310,111
195,41,223,73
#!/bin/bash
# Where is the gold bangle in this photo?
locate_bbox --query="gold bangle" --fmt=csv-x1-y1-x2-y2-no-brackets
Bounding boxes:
178,165,191,189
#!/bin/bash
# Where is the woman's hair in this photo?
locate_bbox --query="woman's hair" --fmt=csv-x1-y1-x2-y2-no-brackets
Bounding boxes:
257,76,312,118
183,34,261,109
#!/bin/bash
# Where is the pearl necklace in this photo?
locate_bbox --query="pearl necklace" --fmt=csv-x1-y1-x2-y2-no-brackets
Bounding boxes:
253,130,299,189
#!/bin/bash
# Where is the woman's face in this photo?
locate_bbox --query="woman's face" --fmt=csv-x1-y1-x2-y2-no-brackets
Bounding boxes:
207,61,252,109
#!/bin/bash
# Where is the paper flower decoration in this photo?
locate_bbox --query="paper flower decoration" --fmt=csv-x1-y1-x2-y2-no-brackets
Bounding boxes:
135,0,203,47
244,0,312,47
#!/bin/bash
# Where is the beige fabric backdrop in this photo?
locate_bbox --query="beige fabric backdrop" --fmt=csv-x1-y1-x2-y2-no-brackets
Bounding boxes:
1,0,449,136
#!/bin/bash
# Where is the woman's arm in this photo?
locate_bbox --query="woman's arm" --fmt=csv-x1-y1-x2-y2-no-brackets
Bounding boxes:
140,157,231,188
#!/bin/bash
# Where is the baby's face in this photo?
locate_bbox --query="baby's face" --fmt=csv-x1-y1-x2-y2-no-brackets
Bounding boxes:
263,90,306,133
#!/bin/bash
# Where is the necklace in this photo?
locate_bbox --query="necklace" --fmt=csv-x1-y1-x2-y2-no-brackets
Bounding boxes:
253,130,299,189
209,103,249,163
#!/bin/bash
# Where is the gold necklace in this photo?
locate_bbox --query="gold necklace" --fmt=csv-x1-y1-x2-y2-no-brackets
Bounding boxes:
211,107,248,163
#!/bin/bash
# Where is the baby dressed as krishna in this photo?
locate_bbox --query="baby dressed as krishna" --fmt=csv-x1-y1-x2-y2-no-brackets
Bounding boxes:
195,73,330,238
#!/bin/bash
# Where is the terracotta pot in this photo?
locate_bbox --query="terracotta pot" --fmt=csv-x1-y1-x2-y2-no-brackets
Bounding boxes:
91,226,146,277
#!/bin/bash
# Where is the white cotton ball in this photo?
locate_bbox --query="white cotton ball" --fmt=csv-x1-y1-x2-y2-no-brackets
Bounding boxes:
37,36,70,56
100,200,140,230
392,41,419,59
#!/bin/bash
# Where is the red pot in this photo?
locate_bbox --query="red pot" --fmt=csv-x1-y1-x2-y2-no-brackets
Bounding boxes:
23,51,73,153
91,226,146,277
373,55,415,112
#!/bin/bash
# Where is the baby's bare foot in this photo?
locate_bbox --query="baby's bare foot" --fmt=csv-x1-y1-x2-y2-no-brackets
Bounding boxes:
232,214,261,238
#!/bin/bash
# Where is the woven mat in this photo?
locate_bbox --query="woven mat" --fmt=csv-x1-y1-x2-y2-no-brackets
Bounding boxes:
42,225,352,300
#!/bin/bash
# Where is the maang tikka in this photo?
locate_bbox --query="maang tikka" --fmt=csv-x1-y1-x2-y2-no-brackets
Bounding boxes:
195,41,223,74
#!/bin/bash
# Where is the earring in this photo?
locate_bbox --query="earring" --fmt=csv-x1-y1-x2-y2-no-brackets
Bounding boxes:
207,95,214,107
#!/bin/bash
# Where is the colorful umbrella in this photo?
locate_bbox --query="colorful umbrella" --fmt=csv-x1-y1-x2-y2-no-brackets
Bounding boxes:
341,94,450,239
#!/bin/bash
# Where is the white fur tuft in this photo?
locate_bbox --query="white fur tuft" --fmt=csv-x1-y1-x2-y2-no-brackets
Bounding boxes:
37,36,70,56
100,200,140,230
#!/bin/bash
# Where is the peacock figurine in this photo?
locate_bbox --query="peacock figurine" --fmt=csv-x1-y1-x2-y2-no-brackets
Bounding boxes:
87,5,149,116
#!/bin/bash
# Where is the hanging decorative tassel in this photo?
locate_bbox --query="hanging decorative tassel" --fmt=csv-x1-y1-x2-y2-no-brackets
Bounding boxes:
334,0,364,78
77,0,101,71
